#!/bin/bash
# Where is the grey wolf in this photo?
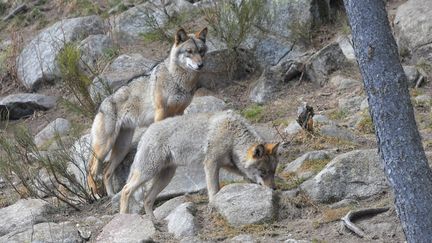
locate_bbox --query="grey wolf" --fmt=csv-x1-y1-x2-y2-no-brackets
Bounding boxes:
119,110,280,219
87,27,208,196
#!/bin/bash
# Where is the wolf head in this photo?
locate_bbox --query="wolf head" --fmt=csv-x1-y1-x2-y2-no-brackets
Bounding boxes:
170,27,208,71
243,143,280,189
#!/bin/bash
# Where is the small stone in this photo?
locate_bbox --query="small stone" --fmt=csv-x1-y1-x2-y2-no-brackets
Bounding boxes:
284,121,302,135
154,195,188,220
360,98,369,111
415,94,431,106
403,65,419,87
96,214,155,243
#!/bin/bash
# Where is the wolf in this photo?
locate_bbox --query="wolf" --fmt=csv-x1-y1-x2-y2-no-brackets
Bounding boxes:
87,27,208,196
119,110,280,219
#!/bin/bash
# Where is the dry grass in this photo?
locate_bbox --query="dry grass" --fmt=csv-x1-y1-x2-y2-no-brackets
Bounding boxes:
319,206,351,224
277,172,306,191
356,112,375,134
200,211,273,240
290,131,358,151
328,108,349,121
298,159,331,174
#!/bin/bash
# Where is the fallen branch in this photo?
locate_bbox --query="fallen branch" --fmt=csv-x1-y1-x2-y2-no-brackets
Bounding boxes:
341,207,390,238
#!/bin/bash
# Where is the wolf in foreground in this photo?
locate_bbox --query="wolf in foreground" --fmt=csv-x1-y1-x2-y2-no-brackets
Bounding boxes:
119,110,280,219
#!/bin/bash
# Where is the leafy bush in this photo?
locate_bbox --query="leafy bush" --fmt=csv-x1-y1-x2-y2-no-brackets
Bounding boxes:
57,43,96,117
202,0,268,50
0,126,97,209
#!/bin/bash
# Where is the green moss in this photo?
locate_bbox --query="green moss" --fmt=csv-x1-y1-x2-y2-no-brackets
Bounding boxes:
241,104,264,122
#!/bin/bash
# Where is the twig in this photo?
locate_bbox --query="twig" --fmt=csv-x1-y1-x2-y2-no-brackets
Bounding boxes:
341,207,390,238
272,123,295,147
414,75,424,89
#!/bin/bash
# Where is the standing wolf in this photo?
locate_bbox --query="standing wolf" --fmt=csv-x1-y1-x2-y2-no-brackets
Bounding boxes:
87,28,208,196
119,110,280,219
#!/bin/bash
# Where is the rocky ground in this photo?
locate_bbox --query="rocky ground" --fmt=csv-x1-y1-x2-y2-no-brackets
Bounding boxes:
0,0,431,242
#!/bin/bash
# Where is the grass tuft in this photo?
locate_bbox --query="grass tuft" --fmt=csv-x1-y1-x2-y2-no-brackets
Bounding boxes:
241,104,264,123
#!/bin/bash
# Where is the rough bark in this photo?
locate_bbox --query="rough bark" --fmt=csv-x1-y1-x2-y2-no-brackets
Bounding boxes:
344,0,432,242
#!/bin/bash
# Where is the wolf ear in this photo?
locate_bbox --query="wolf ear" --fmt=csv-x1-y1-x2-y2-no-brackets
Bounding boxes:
175,28,188,45
195,27,207,43
252,144,265,158
265,143,280,155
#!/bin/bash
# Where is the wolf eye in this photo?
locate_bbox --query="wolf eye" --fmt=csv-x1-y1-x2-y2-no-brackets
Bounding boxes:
186,49,192,54
259,169,268,176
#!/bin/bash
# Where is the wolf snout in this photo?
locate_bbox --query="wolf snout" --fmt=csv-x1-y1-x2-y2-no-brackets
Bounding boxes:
197,63,204,69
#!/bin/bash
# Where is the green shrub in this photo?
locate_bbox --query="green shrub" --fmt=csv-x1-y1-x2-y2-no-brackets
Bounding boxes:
57,43,96,117
0,126,96,209
202,0,268,50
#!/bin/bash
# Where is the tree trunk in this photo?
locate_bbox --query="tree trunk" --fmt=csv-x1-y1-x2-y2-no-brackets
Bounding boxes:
344,0,432,242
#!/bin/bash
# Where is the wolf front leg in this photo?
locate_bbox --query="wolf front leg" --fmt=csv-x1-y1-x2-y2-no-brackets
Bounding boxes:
154,108,166,122
204,160,220,204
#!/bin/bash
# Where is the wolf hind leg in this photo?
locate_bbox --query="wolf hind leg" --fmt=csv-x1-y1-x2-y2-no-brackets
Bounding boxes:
119,169,152,214
103,126,135,196
144,165,176,220
87,112,118,196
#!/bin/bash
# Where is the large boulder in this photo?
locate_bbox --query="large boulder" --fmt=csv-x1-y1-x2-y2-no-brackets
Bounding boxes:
265,0,331,39
111,0,193,45
197,48,257,90
0,199,50,236
79,34,116,74
394,0,432,63
250,59,303,104
214,183,275,227
0,222,80,243
301,149,389,203
96,214,155,243
34,118,71,149
90,54,157,102
0,93,57,120
305,42,351,85
17,16,105,90
253,36,304,67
